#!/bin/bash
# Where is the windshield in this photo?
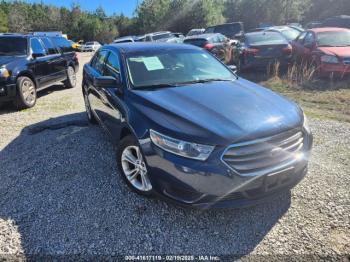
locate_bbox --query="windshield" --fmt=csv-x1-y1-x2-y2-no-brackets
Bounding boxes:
280,28,300,41
0,37,27,56
317,31,350,47
85,42,94,45
126,49,235,89
246,33,287,46
153,33,173,41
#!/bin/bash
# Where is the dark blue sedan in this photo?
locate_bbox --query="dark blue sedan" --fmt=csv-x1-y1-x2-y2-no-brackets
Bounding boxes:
82,43,313,209
234,31,293,71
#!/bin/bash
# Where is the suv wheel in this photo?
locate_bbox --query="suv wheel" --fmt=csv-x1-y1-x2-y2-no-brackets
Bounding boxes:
14,76,37,109
64,66,77,88
117,136,153,196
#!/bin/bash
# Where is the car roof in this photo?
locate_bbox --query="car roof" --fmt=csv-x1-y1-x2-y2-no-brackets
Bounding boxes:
103,42,200,54
310,27,350,33
185,33,223,40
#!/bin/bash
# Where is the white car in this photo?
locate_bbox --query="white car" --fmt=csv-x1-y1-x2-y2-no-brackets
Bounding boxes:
80,41,101,52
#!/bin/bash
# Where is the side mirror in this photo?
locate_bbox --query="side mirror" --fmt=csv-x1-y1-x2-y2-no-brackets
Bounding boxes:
93,76,120,88
32,52,45,59
228,65,238,74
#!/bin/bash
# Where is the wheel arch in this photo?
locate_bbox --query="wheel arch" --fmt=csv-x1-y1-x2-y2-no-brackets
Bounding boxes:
16,71,38,89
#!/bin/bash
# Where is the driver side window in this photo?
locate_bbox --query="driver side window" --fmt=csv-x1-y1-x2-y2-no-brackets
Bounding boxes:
91,50,108,75
30,38,46,55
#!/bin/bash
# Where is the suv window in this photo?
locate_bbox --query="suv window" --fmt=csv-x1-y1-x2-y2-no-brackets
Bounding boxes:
105,52,120,78
51,37,73,53
30,38,46,55
91,50,108,75
40,37,58,55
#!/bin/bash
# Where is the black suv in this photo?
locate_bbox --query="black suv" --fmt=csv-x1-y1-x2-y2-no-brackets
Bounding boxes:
0,33,79,109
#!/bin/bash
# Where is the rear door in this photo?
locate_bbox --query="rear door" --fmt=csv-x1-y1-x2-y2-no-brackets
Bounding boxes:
301,32,316,61
292,31,307,59
39,37,66,84
51,37,74,80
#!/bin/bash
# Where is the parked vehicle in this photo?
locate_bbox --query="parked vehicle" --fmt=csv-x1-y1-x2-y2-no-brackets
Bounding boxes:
322,15,350,29
80,41,101,52
113,36,142,43
144,31,183,43
69,40,81,50
266,26,302,42
82,42,313,208
205,22,244,40
0,33,79,109
186,29,205,37
234,31,293,71
184,33,234,62
306,21,322,29
292,27,350,77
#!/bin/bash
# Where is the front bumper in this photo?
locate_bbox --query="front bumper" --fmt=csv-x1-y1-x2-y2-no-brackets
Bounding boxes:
141,131,313,209
0,79,16,102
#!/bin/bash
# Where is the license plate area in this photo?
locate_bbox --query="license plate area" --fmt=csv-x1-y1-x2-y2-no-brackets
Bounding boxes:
264,167,295,191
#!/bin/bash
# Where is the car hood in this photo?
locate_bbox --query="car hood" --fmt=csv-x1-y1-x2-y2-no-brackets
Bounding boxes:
318,47,350,57
130,79,303,145
0,56,23,67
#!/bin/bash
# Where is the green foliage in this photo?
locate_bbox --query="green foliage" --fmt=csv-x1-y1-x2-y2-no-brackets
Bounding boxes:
0,0,349,41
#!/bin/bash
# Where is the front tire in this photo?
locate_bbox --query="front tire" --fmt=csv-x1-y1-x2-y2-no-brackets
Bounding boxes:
64,66,77,88
14,76,37,110
117,136,153,196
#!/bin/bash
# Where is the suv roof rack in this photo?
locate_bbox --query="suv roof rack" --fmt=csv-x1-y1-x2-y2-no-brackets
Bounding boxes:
29,31,63,37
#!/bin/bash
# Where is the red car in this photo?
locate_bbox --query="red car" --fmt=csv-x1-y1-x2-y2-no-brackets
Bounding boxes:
292,27,350,77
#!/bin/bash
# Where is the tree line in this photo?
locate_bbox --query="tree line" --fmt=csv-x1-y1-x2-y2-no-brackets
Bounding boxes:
0,0,349,43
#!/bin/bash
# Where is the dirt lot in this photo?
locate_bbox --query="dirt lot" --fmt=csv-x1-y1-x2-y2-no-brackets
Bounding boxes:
0,53,349,260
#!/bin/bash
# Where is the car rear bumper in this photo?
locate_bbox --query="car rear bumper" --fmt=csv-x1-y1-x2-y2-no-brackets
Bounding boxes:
0,80,16,102
243,57,291,70
141,131,313,209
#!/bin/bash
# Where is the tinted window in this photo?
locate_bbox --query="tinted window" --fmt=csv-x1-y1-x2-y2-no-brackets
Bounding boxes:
0,37,27,56
86,42,94,45
40,37,58,55
213,23,243,37
30,38,46,54
205,27,215,33
91,50,108,75
296,31,307,44
51,37,73,52
105,52,120,78
304,32,315,46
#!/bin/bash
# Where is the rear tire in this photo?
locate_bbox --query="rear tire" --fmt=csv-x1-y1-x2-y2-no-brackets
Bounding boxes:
64,66,77,88
14,76,37,110
117,135,153,196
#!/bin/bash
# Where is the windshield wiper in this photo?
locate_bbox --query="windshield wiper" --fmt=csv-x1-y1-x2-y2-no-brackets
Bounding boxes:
179,79,233,85
136,83,179,90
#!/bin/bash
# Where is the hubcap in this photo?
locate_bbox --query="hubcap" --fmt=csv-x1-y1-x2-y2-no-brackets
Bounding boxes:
22,80,36,105
68,67,77,87
121,146,152,192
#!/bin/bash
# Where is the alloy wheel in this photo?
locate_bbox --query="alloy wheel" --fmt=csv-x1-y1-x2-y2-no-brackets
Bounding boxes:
21,80,36,106
121,145,152,192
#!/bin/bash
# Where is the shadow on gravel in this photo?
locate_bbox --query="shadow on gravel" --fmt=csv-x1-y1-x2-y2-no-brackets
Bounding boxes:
0,84,67,115
0,112,291,258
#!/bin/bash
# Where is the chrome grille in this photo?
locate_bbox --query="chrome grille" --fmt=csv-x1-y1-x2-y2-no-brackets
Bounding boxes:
222,129,304,176
343,57,350,65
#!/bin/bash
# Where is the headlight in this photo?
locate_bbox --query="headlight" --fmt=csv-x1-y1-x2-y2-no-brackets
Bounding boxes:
320,55,339,64
0,68,10,78
303,112,311,133
150,130,215,161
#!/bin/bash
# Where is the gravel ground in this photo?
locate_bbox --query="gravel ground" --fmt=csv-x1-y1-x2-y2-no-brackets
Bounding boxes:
0,53,349,260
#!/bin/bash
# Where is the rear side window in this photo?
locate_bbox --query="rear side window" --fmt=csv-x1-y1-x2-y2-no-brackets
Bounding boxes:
91,50,108,75
30,38,46,54
104,52,121,78
51,37,73,53
40,37,58,55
